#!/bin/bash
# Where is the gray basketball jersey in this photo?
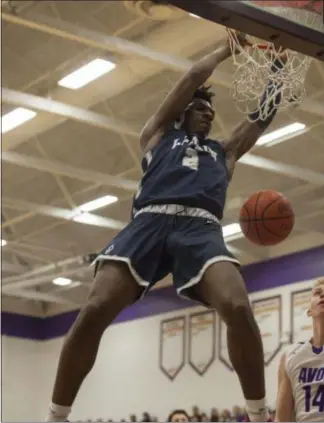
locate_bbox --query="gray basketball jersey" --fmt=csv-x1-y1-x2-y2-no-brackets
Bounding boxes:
285,341,324,422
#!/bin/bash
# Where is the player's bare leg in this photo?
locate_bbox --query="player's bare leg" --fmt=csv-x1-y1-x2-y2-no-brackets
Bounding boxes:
192,261,269,422
47,261,142,422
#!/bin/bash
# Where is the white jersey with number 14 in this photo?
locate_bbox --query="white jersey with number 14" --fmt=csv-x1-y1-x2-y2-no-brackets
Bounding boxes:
285,341,324,422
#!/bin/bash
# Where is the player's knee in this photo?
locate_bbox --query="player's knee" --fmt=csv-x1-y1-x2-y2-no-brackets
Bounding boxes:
77,293,122,333
77,300,109,331
222,299,253,328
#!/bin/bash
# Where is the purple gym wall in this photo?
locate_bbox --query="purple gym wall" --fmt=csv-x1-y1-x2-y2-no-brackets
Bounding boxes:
2,245,324,341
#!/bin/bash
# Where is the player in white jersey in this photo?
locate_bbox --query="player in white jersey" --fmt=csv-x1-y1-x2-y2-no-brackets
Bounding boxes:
275,278,324,422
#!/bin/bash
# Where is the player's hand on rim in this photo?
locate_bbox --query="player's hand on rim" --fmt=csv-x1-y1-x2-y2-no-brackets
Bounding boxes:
227,30,247,54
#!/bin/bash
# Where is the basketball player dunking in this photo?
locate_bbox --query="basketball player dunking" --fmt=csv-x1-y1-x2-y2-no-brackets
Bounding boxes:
275,279,324,422
47,34,284,422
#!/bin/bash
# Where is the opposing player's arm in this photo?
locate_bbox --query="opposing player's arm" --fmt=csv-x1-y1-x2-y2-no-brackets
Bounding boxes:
139,36,240,151
275,353,294,422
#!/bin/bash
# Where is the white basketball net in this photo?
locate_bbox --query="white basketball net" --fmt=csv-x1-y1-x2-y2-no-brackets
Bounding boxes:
227,4,323,122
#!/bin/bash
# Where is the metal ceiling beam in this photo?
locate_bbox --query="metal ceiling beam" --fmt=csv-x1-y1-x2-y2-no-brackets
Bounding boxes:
2,197,127,231
3,147,324,189
8,240,71,258
2,260,27,274
2,12,323,119
1,12,231,87
240,155,324,185
2,151,138,192
4,289,80,306
302,98,324,118
3,266,89,292
2,256,85,286
3,16,225,151
2,88,140,137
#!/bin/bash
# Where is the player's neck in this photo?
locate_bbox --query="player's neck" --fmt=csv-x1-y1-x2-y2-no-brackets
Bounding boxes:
312,318,324,347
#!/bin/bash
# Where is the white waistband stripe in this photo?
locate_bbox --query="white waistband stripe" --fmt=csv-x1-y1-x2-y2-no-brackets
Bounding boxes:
134,204,219,223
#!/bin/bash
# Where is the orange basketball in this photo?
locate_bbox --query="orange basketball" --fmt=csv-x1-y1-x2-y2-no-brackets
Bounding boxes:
239,190,295,246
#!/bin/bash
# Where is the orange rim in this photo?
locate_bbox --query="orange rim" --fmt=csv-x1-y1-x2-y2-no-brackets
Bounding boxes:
227,28,282,51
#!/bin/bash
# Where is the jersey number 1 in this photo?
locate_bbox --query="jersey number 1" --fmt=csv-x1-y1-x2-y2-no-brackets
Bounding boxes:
303,385,324,412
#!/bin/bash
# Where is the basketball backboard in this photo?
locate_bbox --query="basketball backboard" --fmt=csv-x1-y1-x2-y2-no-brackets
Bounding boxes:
163,0,324,61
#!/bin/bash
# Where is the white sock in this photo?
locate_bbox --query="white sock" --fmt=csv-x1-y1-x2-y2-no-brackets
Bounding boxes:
46,402,71,422
245,398,269,422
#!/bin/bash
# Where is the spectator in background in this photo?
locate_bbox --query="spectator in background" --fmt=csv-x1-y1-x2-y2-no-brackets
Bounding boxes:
130,415,137,422
220,409,232,422
141,412,151,422
269,408,275,421
232,406,245,422
200,413,209,421
168,409,190,422
210,407,220,422
191,406,201,421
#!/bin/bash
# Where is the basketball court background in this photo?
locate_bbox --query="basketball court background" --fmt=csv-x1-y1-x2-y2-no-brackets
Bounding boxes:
1,1,324,421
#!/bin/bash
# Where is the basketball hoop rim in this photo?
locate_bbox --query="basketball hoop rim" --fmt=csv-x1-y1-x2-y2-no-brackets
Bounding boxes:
227,28,277,50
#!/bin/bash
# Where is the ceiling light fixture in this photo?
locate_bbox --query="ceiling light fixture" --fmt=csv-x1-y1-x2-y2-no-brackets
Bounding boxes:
256,122,306,147
52,277,72,286
79,195,118,213
2,108,37,133
58,58,116,89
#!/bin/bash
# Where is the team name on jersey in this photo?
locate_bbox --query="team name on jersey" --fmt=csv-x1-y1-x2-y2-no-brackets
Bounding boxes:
172,136,218,162
299,367,324,383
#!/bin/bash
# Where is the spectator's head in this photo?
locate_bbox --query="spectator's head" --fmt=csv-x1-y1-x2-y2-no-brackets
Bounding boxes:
220,409,232,421
232,406,242,416
142,412,151,422
168,409,190,422
210,408,219,421
192,406,200,417
191,415,200,422
130,415,137,422
200,413,209,422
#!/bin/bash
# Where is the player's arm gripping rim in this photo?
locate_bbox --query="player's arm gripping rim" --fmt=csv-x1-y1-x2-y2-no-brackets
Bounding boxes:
223,53,287,167
274,353,295,422
139,34,246,153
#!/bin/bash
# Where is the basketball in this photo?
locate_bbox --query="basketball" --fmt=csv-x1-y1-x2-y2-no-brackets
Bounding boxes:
239,190,295,246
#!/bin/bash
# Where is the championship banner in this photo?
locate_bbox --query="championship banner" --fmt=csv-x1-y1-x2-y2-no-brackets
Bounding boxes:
188,310,216,376
159,316,186,381
291,288,312,343
218,318,233,371
252,295,282,365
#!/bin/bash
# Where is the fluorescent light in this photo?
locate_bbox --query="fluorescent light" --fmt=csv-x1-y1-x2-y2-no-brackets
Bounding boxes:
223,223,242,238
58,58,116,89
52,277,72,286
256,123,306,147
72,212,102,226
189,13,201,18
1,239,7,247
79,195,118,213
2,108,37,133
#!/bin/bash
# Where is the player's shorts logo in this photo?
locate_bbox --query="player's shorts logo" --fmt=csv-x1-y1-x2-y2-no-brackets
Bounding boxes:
104,245,114,255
